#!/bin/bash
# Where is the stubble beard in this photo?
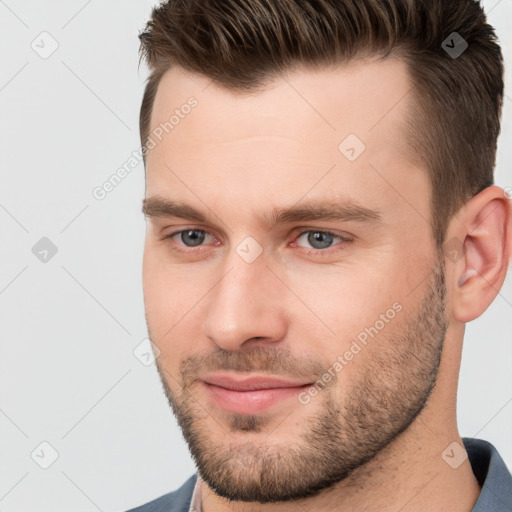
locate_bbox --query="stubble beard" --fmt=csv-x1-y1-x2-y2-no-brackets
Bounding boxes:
152,257,447,503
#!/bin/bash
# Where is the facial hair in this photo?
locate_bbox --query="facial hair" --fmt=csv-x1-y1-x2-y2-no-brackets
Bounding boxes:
152,256,447,503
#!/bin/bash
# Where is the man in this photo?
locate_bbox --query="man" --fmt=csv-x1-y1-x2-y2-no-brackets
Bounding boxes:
128,0,512,510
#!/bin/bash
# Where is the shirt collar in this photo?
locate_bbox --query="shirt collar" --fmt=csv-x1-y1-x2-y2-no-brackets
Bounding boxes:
188,474,203,512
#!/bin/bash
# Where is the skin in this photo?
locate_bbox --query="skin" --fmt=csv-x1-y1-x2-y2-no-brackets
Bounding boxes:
142,57,512,511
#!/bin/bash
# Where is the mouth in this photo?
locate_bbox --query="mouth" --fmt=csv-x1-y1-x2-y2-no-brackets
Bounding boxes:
200,373,313,414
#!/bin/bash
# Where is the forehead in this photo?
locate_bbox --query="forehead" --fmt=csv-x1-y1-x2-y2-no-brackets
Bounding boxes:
150,57,411,138
145,58,430,229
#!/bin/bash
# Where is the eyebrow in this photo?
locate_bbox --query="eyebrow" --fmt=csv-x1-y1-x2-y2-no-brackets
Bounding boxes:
142,196,382,230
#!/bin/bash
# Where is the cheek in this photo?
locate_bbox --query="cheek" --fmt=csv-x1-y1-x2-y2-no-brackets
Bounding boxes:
142,246,185,344
288,263,401,332
142,246,209,361
142,247,166,326
283,263,410,380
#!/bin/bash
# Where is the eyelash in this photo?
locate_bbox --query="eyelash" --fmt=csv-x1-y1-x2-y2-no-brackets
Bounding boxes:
163,228,352,257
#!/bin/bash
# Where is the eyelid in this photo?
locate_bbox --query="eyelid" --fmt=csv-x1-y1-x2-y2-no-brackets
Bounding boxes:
293,227,353,241
164,227,351,242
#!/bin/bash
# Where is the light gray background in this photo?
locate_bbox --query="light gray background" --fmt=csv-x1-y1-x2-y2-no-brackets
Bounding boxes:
0,1,511,511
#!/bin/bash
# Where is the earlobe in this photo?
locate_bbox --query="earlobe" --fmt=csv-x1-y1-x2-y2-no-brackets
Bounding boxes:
448,186,511,323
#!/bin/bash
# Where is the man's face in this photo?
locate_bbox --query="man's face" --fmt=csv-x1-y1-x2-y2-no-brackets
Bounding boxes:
142,58,448,502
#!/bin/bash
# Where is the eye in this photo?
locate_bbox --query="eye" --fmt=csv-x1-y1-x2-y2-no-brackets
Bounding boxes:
166,229,216,248
163,227,351,257
292,229,352,254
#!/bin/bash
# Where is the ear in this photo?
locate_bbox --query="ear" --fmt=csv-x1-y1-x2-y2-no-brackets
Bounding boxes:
444,185,512,323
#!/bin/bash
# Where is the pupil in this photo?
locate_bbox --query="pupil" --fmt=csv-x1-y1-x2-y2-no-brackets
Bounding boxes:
182,230,205,247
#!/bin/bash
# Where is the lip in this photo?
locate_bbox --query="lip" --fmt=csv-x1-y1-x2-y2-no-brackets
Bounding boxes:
202,373,312,391
201,373,313,414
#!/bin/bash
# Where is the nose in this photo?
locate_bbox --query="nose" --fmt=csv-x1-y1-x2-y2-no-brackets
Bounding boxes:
203,249,288,352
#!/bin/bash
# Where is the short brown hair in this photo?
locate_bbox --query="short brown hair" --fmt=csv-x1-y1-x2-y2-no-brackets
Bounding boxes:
138,0,504,247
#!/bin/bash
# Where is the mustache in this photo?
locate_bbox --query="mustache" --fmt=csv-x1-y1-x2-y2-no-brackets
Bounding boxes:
179,345,330,388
